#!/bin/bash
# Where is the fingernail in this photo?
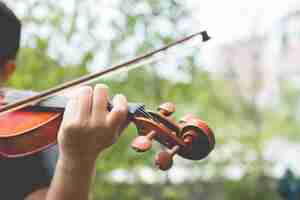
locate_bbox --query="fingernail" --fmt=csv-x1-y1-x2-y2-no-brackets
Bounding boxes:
113,94,125,104
80,86,93,94
95,84,108,89
113,94,121,102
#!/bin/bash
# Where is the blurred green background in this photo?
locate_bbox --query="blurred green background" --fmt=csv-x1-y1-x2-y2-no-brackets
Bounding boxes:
5,0,300,199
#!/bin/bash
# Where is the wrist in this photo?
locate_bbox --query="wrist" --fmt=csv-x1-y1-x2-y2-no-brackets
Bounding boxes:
58,152,97,173
58,143,101,164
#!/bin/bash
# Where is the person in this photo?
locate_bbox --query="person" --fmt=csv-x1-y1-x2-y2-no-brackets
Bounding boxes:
278,169,300,200
0,2,129,200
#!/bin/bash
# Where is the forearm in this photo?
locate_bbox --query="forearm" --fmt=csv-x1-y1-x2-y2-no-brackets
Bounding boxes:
45,154,96,200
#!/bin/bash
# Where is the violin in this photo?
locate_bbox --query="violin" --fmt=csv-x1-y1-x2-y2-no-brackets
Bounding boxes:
0,31,215,170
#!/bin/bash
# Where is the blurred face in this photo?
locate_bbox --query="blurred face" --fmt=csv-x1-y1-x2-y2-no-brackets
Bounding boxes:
0,59,16,85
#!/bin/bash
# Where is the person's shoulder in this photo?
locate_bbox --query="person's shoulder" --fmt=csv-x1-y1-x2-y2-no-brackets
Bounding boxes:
0,148,57,199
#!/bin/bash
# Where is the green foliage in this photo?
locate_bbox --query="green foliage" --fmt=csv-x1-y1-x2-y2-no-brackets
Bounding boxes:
9,47,87,90
223,176,280,200
6,0,300,199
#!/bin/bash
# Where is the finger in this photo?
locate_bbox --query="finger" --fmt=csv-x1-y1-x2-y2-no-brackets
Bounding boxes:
60,86,92,132
76,86,93,122
61,97,79,127
57,86,81,99
91,84,109,121
107,94,128,134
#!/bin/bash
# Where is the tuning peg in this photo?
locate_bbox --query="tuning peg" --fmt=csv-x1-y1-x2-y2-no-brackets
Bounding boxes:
154,145,180,170
158,102,176,117
131,131,156,152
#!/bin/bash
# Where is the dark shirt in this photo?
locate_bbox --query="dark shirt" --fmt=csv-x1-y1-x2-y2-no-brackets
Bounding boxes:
0,145,58,200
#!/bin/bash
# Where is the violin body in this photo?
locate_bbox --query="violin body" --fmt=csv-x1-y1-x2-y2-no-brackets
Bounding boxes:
0,106,62,158
0,91,62,157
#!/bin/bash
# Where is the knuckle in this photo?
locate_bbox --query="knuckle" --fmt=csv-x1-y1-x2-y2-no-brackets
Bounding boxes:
96,122,108,130
63,124,77,133
63,120,86,133
115,106,128,115
90,118,106,129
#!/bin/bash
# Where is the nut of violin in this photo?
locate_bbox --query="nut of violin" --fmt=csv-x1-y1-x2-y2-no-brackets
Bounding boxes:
154,151,174,171
158,102,176,116
131,135,152,152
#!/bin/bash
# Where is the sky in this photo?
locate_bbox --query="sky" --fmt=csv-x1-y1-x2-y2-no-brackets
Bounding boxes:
186,0,300,66
188,0,300,42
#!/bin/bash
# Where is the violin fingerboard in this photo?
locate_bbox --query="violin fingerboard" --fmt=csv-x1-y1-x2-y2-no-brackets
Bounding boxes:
4,90,68,110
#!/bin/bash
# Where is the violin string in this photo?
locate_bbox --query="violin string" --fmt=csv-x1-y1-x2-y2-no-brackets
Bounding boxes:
5,90,158,123
138,108,153,119
136,106,158,122
5,91,152,119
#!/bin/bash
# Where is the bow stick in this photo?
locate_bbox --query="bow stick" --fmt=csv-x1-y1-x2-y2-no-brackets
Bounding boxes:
0,31,210,114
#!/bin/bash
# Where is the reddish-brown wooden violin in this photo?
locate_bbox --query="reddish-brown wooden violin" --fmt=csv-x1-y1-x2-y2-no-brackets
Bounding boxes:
0,31,215,170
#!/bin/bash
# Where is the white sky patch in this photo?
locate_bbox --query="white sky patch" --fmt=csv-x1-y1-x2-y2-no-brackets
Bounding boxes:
185,0,300,68
264,137,300,177
188,0,300,42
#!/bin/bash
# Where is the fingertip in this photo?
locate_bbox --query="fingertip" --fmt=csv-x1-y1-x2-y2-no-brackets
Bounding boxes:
94,84,108,92
113,94,128,112
62,98,78,123
78,86,93,97
113,94,127,103
94,84,109,99
91,84,110,117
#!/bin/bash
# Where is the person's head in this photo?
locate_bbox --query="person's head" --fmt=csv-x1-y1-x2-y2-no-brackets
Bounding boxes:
0,2,21,83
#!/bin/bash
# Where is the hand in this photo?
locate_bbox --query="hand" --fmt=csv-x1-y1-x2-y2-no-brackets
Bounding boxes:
57,84,128,164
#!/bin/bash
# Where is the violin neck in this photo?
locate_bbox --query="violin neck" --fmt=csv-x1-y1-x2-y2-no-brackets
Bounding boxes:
4,90,145,117
4,90,67,111
31,96,144,119
36,95,68,110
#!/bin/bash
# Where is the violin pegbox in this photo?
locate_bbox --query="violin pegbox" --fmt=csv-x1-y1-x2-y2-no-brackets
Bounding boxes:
131,102,215,171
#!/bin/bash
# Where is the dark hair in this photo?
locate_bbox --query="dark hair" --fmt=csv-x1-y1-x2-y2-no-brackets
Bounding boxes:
0,2,21,65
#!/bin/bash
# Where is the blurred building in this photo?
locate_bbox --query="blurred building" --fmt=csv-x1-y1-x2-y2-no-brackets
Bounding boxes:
216,35,269,103
213,9,300,178
276,10,300,77
214,9,300,107
216,9,300,74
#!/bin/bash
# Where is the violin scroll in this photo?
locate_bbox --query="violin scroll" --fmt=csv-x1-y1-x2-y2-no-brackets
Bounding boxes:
131,102,215,170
